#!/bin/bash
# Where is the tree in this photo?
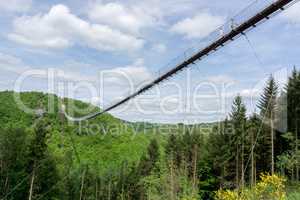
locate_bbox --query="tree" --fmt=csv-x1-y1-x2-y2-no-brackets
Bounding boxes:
277,132,300,179
166,134,181,168
286,67,300,180
229,95,247,189
257,75,278,175
123,138,160,200
27,118,60,200
0,126,29,200
138,139,160,177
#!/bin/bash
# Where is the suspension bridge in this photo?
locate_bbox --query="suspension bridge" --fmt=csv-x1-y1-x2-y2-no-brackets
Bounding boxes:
63,0,298,121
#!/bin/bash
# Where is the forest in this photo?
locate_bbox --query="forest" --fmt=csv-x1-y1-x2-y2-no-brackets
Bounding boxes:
1,68,300,200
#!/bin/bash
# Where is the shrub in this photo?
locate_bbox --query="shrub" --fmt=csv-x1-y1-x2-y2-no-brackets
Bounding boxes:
255,173,286,200
215,190,243,200
215,173,286,200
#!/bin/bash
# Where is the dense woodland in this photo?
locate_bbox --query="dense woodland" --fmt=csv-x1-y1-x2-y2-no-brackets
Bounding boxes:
1,68,300,199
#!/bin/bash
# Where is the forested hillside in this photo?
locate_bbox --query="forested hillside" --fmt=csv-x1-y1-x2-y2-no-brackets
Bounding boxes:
1,68,300,200
0,91,163,199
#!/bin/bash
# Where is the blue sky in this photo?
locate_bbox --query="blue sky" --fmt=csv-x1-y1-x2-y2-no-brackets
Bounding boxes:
0,0,300,123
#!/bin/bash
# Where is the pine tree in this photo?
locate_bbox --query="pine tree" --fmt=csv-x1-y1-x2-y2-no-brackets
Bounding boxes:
166,134,180,167
229,95,247,189
287,67,299,134
257,75,278,175
286,67,300,180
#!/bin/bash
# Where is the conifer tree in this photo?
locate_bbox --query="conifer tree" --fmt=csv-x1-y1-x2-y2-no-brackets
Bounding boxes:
258,75,278,175
229,95,247,188
287,67,300,180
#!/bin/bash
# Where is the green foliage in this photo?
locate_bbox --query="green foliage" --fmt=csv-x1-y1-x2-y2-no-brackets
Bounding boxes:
258,75,278,119
0,126,29,199
0,91,161,199
216,174,286,200
1,66,300,200
0,120,60,199
276,132,300,180
0,91,155,172
287,190,300,200
287,67,300,135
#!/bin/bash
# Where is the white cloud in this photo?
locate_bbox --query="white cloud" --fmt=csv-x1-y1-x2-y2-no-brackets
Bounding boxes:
171,11,224,39
0,53,22,66
88,2,156,34
0,0,32,12
151,43,167,53
0,53,152,89
0,53,30,73
102,59,153,87
239,89,260,98
8,4,144,52
282,2,300,24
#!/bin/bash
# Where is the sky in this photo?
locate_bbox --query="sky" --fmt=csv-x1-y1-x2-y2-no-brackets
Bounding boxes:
0,0,300,123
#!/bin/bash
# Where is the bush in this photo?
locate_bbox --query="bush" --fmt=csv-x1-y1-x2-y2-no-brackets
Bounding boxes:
215,174,286,200
215,190,243,200
255,173,286,200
